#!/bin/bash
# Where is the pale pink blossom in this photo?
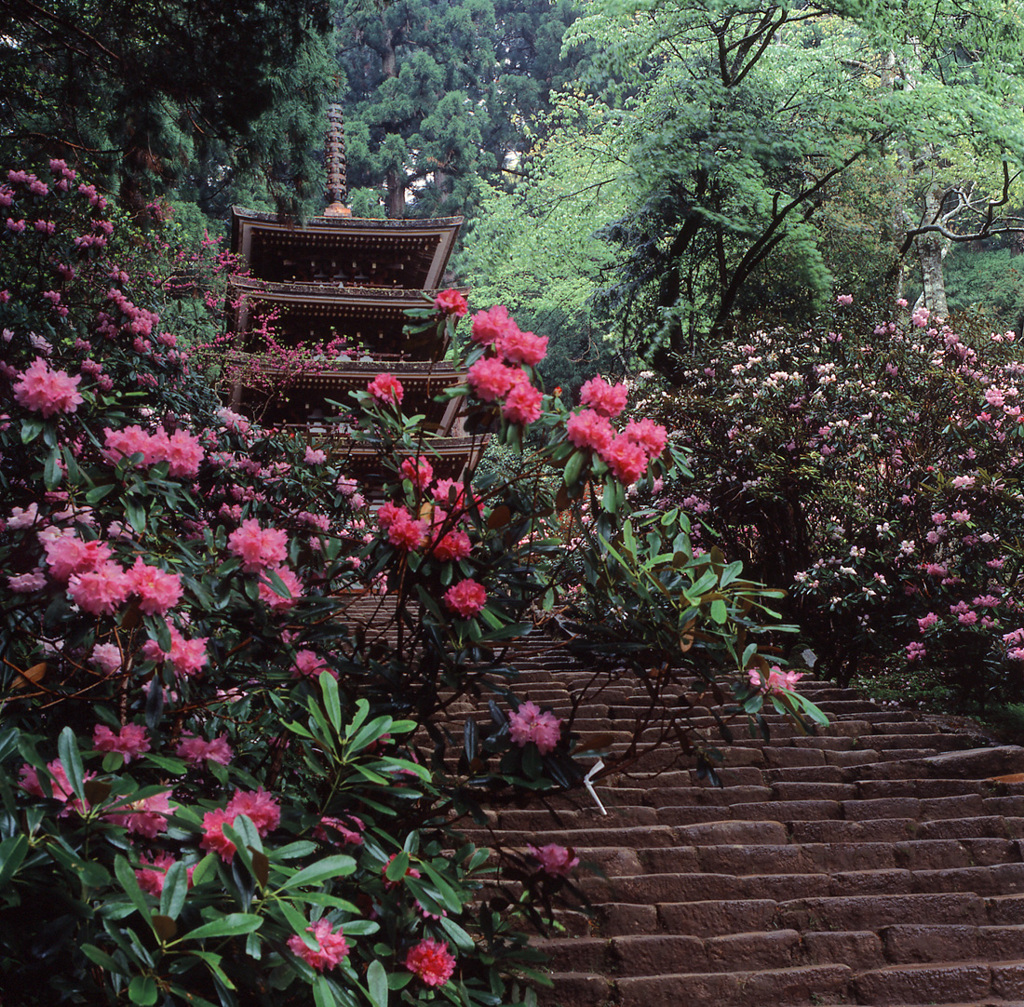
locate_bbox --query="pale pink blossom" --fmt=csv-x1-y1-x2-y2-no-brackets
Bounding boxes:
292,649,337,680
127,556,183,615
502,381,543,425
160,430,205,477
258,565,303,611
13,357,83,417
228,518,288,572
44,533,111,582
304,446,327,465
68,560,131,615
8,571,46,592
498,327,548,366
508,701,562,754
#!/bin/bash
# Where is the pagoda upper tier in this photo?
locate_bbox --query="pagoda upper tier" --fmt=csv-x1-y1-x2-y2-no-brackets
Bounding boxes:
225,206,474,479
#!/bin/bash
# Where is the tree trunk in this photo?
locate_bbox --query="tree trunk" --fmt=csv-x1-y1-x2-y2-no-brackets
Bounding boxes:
915,185,949,319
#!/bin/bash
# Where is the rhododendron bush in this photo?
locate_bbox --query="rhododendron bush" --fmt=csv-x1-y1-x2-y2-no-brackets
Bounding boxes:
0,165,798,1005
661,298,1024,706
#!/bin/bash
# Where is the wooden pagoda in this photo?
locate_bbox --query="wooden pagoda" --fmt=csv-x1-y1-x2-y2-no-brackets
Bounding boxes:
225,103,477,484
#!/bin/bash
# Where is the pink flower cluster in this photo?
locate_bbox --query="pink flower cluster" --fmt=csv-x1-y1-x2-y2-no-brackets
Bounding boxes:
527,843,579,877
465,305,548,426
13,357,83,417
288,918,350,971
175,734,233,766
405,937,456,987
141,622,208,677
201,788,281,862
566,380,668,486
379,502,427,551
93,723,150,763
227,518,288,572
748,666,804,694
101,425,204,477
508,701,562,754
443,579,487,618
434,288,468,316
367,372,404,405
135,852,194,896
105,791,174,838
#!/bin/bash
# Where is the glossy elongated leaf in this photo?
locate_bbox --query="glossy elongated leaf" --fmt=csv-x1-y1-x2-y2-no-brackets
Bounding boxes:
367,960,388,1007
56,727,84,801
160,861,188,920
281,854,356,890
182,913,263,941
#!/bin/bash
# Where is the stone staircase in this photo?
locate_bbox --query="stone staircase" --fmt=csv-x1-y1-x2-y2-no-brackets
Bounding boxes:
449,638,1024,1007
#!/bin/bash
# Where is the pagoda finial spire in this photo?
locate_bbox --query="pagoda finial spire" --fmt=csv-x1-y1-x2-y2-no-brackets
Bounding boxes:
324,101,352,217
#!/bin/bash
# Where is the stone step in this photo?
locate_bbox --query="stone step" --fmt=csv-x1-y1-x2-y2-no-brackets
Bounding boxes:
851,960,1024,1005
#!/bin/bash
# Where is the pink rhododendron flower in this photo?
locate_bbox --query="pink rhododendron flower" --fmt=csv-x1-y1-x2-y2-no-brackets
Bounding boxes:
405,938,456,987
432,529,472,562
748,666,804,694
13,357,83,417
836,293,853,305
106,791,173,838
7,503,38,528
566,409,614,453
434,288,468,316
141,623,209,677
580,376,628,418
288,919,350,971
386,510,427,551
315,815,365,846
367,372,403,405
228,518,288,572
906,641,926,661
101,425,157,466
93,723,150,763
89,642,122,675
528,843,579,877
502,381,543,425
917,612,939,632
8,571,46,592
160,429,205,477
127,556,183,615
508,701,562,754
68,560,132,615
304,446,327,465
19,759,92,815
601,435,648,486
227,788,281,834
175,734,233,766
498,327,548,366
259,565,303,611
400,456,434,489
471,304,516,345
43,533,111,582
443,578,487,618
623,418,668,460
135,852,194,896
467,357,519,401
292,649,337,680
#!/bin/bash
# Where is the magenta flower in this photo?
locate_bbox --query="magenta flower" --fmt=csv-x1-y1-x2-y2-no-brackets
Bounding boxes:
508,701,562,755
292,649,337,680
106,791,173,838
288,918,350,971
13,357,83,417
623,418,668,460
405,938,456,987
431,529,472,562
315,815,365,846
175,734,233,766
601,435,648,486
400,456,434,489
497,327,548,367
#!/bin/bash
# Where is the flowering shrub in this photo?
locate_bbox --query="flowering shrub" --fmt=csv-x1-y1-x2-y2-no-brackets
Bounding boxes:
0,164,803,1005
662,298,1024,705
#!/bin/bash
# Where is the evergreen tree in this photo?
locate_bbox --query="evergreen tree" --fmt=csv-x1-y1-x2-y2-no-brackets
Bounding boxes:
0,0,334,215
